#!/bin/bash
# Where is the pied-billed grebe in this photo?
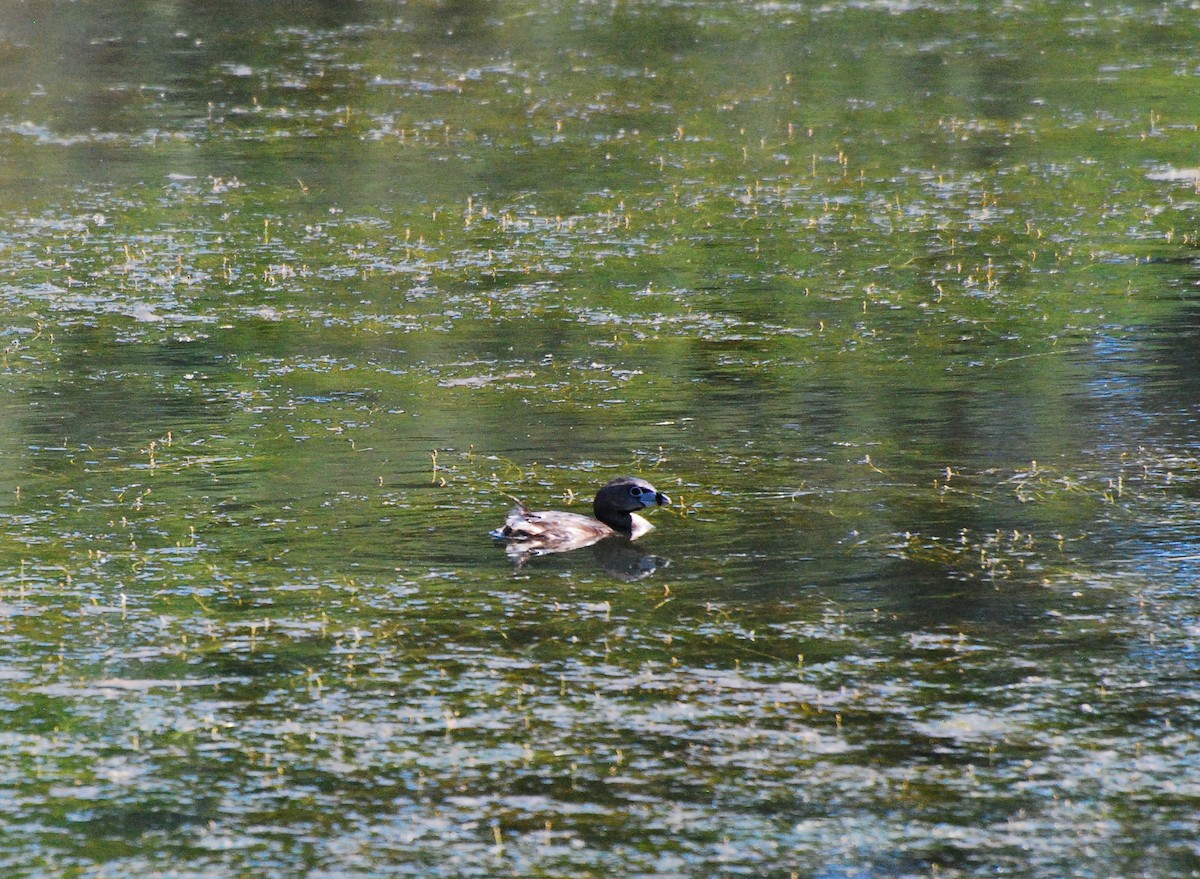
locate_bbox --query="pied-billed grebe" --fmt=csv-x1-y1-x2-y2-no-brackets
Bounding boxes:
491,476,670,555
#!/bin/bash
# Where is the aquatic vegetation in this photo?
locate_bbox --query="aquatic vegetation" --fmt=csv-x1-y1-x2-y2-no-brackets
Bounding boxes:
2,0,1200,877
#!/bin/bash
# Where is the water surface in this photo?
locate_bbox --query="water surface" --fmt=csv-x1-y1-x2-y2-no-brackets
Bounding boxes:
2,1,1200,877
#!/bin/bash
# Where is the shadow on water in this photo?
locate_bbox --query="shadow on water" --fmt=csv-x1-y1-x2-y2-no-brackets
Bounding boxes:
409,0,498,46
499,533,669,581
1133,269,1200,412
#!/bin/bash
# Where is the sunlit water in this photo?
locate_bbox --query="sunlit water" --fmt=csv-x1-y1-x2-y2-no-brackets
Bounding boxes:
2,1,1200,877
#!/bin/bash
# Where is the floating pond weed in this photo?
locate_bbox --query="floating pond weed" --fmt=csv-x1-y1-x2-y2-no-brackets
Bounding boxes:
1,2,1200,877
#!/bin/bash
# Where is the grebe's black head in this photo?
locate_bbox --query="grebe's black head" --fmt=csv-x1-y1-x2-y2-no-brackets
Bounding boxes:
593,476,670,528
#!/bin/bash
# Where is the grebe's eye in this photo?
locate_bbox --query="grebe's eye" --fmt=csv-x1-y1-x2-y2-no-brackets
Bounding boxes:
629,486,643,497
